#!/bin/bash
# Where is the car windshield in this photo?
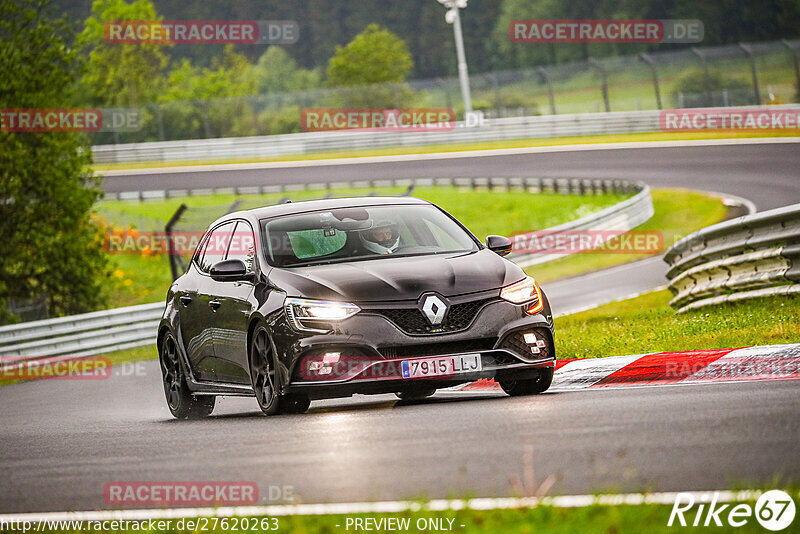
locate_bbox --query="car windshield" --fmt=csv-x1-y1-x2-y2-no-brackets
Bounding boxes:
261,204,478,267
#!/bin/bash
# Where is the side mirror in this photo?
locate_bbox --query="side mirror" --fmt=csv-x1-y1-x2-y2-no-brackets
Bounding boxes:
486,235,513,257
210,259,254,282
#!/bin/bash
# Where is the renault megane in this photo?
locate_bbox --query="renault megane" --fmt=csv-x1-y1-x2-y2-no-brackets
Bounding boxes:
158,197,555,418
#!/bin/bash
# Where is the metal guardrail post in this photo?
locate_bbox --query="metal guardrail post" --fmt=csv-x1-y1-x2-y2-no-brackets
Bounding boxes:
536,66,556,115
588,58,610,113
165,204,188,281
226,200,243,214
781,40,800,97
738,43,762,105
639,53,662,110
691,47,713,107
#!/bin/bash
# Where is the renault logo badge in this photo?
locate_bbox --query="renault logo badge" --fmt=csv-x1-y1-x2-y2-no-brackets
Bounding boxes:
420,294,448,325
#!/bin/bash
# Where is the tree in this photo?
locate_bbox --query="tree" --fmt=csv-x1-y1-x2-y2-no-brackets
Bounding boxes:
328,24,413,86
327,24,414,108
0,0,108,323
249,47,321,94
77,0,169,107
156,45,257,139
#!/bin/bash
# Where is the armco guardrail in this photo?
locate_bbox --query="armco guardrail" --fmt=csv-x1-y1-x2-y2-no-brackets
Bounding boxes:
92,105,800,165
2,178,652,359
103,175,639,202
0,303,163,359
510,183,652,267
664,203,800,312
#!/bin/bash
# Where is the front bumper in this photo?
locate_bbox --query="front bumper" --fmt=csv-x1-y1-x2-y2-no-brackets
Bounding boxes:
272,294,555,400
286,348,554,399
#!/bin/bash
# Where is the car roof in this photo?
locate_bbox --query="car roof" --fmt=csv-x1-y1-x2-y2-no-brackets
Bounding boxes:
209,196,432,227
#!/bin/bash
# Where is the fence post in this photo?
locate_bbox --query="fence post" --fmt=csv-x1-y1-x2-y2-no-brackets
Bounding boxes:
488,73,502,115
588,58,610,112
639,53,662,110
738,43,761,105
148,103,165,141
165,204,188,281
536,66,556,115
781,40,800,99
437,78,453,111
691,47,713,107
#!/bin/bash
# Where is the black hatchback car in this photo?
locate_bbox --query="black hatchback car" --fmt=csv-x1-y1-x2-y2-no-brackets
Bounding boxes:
158,197,555,418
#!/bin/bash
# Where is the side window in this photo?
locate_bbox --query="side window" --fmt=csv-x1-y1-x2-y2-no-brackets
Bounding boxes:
226,221,256,272
196,222,235,273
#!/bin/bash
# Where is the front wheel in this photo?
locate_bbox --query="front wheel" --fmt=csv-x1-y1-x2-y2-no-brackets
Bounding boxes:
250,325,282,416
281,393,311,414
499,367,554,396
159,331,215,419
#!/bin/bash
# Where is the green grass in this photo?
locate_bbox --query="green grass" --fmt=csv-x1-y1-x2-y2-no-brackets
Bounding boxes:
555,290,800,359
29,497,792,533
527,189,729,282
96,186,628,307
91,130,797,171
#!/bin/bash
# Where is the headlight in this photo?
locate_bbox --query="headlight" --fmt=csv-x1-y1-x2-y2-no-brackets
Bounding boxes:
500,276,544,314
284,298,360,332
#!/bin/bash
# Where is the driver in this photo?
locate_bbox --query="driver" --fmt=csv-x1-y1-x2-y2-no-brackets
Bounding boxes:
359,219,400,254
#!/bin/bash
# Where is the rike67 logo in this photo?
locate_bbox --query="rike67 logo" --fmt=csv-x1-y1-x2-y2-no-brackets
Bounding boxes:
668,490,796,530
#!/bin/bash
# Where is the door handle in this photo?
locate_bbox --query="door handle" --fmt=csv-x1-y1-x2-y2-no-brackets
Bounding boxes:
179,296,192,306
209,300,221,311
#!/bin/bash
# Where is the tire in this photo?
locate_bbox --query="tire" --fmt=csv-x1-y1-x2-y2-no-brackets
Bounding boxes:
159,331,215,419
250,325,282,416
281,393,311,414
498,367,554,396
395,388,436,401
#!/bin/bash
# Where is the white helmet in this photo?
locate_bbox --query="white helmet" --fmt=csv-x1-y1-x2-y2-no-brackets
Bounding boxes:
359,219,399,254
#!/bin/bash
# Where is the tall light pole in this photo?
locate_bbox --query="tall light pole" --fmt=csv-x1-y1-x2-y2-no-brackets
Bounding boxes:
438,0,472,115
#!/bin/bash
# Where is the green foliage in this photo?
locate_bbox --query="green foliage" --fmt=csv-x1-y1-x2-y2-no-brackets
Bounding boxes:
671,68,753,107
0,0,108,323
327,24,415,108
77,0,169,106
151,46,257,139
248,47,321,94
328,24,413,86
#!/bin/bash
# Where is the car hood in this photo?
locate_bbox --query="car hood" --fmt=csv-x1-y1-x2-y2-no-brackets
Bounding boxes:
268,249,525,302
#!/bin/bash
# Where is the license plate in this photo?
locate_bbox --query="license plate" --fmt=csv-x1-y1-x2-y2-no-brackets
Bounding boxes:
401,354,482,379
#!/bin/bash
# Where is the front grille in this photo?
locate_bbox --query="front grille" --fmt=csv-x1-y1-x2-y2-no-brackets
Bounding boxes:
370,297,497,335
379,338,497,359
499,328,552,359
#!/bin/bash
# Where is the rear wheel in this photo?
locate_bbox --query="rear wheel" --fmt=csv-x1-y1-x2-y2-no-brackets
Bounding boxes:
250,325,282,416
499,367,553,396
159,331,215,419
